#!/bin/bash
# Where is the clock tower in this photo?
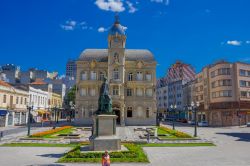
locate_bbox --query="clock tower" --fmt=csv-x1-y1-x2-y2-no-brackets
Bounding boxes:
107,15,127,126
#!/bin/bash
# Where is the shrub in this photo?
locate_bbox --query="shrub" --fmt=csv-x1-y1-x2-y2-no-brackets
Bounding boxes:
159,126,192,138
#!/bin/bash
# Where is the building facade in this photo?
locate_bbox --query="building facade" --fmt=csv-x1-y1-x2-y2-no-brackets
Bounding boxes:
75,17,157,126
194,61,250,126
0,80,29,127
66,59,77,78
156,61,195,120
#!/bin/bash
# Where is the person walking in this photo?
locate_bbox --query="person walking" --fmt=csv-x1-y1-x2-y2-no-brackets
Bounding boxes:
102,150,111,166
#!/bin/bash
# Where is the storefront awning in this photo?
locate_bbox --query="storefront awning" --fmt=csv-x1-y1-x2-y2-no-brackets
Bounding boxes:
36,109,50,114
0,110,8,116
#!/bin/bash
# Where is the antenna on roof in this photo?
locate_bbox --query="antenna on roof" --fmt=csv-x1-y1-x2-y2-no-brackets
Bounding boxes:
114,13,120,24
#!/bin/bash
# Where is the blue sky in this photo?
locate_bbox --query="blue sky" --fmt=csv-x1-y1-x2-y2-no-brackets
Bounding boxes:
0,0,250,78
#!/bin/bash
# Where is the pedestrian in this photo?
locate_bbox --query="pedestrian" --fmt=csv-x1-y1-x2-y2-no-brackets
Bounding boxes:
102,150,110,166
147,130,150,143
0,131,3,141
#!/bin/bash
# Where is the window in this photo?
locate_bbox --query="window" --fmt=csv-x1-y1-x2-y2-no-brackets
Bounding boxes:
212,92,216,98
80,88,87,96
3,95,6,103
21,97,23,105
114,53,119,62
136,72,143,81
146,108,150,118
90,71,96,80
90,88,96,96
241,91,247,98
113,68,119,80
240,69,246,76
127,107,132,117
113,86,119,95
16,97,19,104
146,73,152,81
212,82,216,88
127,89,132,96
218,68,230,75
211,71,215,78
240,80,247,87
128,72,133,81
136,88,143,96
146,89,153,96
99,72,105,81
81,71,87,80
24,98,27,105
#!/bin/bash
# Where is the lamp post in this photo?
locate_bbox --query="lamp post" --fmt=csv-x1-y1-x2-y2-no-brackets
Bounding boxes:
190,101,200,137
26,102,33,136
170,104,177,130
53,105,57,127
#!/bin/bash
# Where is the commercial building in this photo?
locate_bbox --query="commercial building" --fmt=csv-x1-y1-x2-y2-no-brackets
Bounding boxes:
75,16,157,126
0,80,29,127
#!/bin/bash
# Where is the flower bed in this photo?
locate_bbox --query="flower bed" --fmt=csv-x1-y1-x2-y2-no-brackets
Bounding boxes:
31,126,73,137
158,126,192,138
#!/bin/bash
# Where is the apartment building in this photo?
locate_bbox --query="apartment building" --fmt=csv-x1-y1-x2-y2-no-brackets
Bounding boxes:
195,61,250,126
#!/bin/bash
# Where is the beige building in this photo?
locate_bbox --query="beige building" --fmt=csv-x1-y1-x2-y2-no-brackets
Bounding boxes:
0,80,29,127
75,17,157,126
195,61,250,126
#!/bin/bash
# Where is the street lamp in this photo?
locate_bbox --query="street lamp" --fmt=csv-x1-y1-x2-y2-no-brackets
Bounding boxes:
190,101,200,137
53,105,57,128
26,102,33,136
170,104,177,130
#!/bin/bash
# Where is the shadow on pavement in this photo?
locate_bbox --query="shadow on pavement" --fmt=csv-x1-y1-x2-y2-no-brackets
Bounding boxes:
36,153,63,158
27,164,65,166
216,132,250,142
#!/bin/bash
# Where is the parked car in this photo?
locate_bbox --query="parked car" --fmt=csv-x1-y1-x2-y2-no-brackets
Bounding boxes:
188,121,195,125
198,121,209,127
247,122,250,127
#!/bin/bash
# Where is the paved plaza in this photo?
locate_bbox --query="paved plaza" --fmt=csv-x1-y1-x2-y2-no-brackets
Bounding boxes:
0,124,250,166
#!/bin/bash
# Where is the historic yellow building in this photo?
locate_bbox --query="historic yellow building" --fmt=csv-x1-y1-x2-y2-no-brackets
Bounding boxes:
75,17,157,126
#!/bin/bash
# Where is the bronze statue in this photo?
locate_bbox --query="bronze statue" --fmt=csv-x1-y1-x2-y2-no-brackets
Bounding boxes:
96,77,113,114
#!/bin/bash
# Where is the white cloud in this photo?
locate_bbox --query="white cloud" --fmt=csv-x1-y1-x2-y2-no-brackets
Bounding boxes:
60,20,77,31
126,1,137,13
246,41,250,44
226,40,242,46
61,20,92,31
98,27,108,33
95,0,125,12
151,0,170,5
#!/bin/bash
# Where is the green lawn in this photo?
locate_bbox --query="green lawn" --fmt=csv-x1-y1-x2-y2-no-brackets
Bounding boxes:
58,144,149,163
140,143,215,147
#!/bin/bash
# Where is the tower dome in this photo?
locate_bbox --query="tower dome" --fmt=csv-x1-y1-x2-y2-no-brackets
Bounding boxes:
108,15,125,36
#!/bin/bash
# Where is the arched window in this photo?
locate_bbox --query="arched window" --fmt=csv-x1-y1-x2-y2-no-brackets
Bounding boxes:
128,72,133,81
146,72,152,81
146,107,150,118
80,88,86,96
90,71,96,80
113,68,119,80
136,71,143,81
81,71,87,80
127,107,133,118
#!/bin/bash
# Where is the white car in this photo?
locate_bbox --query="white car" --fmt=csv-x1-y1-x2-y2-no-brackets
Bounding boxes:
198,121,209,127
247,122,250,127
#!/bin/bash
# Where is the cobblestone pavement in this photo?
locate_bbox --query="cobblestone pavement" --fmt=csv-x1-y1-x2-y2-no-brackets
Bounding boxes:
0,125,249,166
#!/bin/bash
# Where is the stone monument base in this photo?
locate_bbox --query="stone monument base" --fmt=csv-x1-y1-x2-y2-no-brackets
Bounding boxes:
90,114,121,151
90,136,121,151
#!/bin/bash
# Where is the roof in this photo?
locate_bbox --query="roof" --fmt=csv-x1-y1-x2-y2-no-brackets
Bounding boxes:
78,49,155,62
0,80,12,87
108,15,125,36
30,78,47,85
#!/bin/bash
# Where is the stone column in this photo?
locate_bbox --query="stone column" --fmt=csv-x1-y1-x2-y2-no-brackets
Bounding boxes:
120,103,125,126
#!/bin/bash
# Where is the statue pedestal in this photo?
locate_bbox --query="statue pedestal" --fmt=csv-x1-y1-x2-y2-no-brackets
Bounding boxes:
90,114,121,151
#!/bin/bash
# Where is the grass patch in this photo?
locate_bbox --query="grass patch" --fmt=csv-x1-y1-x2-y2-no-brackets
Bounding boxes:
157,126,192,139
139,143,215,147
58,143,149,163
0,143,78,147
